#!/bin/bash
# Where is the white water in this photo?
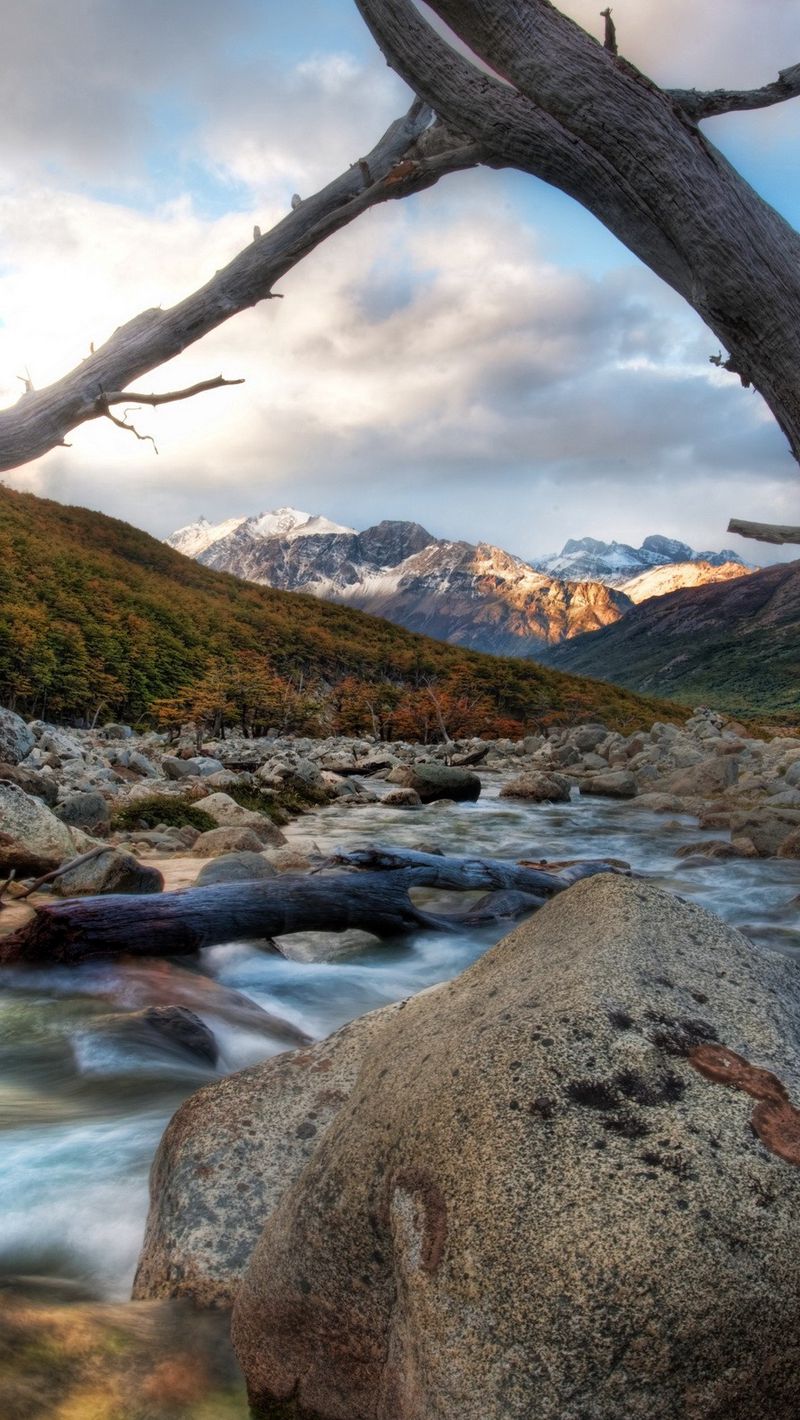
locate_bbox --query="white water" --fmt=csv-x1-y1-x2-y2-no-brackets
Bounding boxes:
1,781,797,1299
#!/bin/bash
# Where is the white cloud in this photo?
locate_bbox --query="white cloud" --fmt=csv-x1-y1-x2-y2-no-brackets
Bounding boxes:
0,0,797,565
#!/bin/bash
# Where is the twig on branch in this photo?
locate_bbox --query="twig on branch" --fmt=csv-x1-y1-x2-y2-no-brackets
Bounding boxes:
727,518,800,547
96,398,159,453
670,61,800,120
103,375,245,408
600,8,617,56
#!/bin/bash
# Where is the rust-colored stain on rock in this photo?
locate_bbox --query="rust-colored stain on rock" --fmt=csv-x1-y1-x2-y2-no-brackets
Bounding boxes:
689,1044,800,1167
389,1168,448,1273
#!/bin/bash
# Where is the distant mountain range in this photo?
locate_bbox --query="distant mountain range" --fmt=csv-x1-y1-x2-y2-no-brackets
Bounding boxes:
542,559,800,716
167,510,751,658
533,533,747,584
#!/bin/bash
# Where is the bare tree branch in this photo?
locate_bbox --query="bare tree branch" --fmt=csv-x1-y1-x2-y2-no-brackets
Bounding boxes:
0,101,483,473
356,0,800,473
727,519,800,547
103,375,245,407
670,62,800,121
98,400,159,453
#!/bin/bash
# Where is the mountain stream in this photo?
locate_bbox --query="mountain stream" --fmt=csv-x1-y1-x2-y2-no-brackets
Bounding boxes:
1,783,798,1304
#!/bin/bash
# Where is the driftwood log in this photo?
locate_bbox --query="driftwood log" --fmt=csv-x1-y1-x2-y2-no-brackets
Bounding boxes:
0,848,618,966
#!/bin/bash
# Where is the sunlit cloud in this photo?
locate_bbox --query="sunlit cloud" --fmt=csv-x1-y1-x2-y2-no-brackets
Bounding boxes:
0,0,797,563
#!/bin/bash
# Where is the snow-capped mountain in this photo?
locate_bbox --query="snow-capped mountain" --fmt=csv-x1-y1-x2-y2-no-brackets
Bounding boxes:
535,534,748,585
166,511,754,658
167,507,354,560
166,511,630,655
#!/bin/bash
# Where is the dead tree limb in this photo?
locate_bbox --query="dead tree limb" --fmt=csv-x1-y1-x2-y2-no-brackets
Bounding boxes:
0,850,617,966
0,103,484,471
727,519,800,547
356,0,800,473
103,376,245,408
669,62,800,121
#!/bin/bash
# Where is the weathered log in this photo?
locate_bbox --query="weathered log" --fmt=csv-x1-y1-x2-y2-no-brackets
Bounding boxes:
727,519,800,547
0,850,618,966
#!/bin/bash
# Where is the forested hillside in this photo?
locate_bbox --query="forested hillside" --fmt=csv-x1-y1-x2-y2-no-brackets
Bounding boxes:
0,485,676,736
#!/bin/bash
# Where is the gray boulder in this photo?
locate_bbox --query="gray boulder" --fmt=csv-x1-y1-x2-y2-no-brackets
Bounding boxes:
94,1005,218,1066
730,807,800,857
382,787,423,808
499,771,571,802
56,790,111,836
232,876,800,1420
133,1003,401,1307
0,782,79,874
0,761,58,807
580,769,638,798
387,762,481,804
164,755,224,779
195,852,277,886
51,848,163,896
162,756,196,780
0,707,34,765
98,722,133,739
196,792,286,846
191,826,268,858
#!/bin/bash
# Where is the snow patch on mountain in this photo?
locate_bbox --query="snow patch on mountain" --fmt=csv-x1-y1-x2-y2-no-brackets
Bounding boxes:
167,515,248,557
620,560,751,603
536,535,749,586
246,508,355,541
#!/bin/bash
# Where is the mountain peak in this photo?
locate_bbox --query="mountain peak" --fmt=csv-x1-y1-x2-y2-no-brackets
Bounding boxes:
167,514,248,557
244,508,356,541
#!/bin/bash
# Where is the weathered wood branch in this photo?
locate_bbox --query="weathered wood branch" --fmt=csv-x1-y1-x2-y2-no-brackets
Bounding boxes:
356,0,800,470
0,102,483,472
103,376,245,408
0,850,618,966
727,519,800,547
669,62,800,121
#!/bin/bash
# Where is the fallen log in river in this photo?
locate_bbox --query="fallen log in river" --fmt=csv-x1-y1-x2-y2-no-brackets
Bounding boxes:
0,847,622,966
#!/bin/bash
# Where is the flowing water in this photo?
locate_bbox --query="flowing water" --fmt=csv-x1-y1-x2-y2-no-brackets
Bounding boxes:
1,781,798,1303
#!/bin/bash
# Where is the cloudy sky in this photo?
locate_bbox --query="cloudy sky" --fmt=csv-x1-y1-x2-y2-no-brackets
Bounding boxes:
0,0,798,562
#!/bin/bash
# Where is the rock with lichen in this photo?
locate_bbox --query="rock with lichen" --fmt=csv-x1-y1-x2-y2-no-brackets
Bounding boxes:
231,875,800,1420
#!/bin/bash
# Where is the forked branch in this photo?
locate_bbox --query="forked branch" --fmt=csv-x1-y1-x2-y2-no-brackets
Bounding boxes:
670,62,800,121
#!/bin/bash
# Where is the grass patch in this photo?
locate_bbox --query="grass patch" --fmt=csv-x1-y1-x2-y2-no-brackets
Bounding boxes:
112,795,217,832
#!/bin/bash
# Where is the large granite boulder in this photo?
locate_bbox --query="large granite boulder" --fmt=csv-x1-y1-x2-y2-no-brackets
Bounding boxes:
195,793,286,847
499,771,571,802
51,848,163,896
579,769,638,798
56,790,111,836
386,762,481,803
0,782,80,874
191,826,267,858
0,760,58,806
133,1003,401,1308
195,852,277,886
0,707,34,765
232,876,800,1420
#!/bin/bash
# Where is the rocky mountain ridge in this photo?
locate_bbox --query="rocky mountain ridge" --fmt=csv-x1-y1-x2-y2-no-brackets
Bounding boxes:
543,559,800,715
167,511,750,657
534,532,749,584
